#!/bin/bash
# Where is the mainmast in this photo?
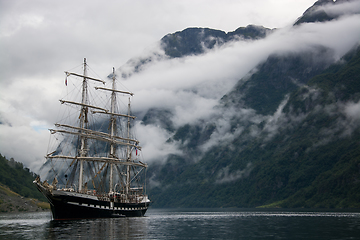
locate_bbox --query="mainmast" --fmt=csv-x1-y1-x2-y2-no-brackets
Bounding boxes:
106,68,133,195
109,68,117,193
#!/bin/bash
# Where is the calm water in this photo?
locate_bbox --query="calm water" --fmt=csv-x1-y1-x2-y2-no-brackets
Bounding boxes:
1,209,360,239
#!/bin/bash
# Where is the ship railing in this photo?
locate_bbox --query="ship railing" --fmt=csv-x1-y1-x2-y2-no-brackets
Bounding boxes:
102,191,147,203
56,184,76,192
58,187,75,192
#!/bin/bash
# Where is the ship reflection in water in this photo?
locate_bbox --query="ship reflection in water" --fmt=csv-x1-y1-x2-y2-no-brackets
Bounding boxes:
47,217,148,239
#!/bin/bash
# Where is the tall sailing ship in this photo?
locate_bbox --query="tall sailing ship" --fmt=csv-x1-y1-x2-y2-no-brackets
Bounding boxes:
34,58,150,220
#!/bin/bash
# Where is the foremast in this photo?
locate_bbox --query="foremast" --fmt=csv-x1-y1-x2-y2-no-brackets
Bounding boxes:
77,58,107,192
54,57,107,192
78,58,88,192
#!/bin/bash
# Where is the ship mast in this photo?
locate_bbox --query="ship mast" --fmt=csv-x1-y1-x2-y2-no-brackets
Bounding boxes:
90,69,138,195
126,97,131,195
109,68,117,193
78,58,88,192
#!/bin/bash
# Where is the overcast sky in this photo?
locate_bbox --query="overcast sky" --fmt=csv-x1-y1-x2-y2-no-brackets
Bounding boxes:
1,0,355,172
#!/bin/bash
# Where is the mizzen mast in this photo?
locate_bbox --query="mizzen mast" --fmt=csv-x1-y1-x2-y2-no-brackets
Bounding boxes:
126,96,132,195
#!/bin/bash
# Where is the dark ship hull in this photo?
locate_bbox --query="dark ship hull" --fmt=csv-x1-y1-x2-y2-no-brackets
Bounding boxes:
35,181,150,220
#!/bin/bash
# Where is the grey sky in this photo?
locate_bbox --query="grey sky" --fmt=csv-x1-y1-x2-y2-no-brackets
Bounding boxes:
2,0,359,172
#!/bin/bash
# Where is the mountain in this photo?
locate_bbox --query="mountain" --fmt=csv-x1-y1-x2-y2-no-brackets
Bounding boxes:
120,0,360,208
118,25,273,78
147,45,360,208
295,0,353,25
161,25,272,58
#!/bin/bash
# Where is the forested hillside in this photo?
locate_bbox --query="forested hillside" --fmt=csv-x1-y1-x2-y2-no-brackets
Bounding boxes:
0,154,46,202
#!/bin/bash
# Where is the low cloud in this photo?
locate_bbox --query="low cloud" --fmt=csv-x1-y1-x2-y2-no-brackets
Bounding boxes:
216,163,253,184
340,100,360,137
318,0,360,17
0,117,49,171
343,100,360,122
263,95,290,140
199,107,261,153
134,122,181,164
121,12,360,164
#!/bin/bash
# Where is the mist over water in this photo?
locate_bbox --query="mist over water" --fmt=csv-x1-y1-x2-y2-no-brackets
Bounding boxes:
1,209,360,239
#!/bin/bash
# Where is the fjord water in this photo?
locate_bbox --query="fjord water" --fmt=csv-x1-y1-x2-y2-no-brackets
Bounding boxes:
1,209,360,239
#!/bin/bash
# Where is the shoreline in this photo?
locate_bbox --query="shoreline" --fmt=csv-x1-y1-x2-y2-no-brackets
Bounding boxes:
0,185,50,213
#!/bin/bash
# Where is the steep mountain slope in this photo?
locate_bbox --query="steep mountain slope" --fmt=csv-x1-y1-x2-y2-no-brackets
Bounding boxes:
222,47,335,115
138,0,360,208
147,45,360,209
295,0,353,25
